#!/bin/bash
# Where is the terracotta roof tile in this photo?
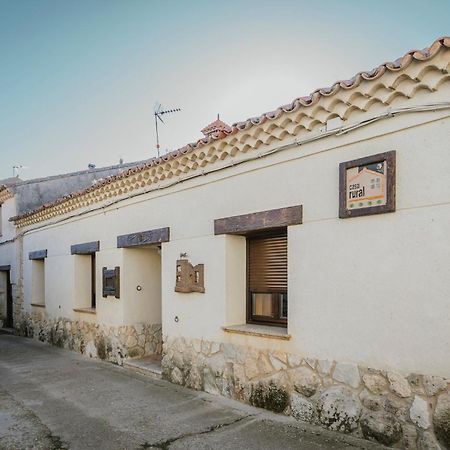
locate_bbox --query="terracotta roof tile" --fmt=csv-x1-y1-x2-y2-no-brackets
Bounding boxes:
11,36,450,224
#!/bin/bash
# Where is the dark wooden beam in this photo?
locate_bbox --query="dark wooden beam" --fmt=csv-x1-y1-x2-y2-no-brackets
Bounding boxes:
117,227,170,248
70,241,100,255
0,265,11,271
214,205,302,235
29,249,48,260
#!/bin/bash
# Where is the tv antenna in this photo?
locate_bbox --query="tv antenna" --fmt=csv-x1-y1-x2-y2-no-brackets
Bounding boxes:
154,103,181,157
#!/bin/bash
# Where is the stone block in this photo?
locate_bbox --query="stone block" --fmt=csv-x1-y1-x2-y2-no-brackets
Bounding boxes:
305,358,317,370
269,353,287,371
257,354,274,376
363,373,388,394
402,424,418,450
245,356,260,380
210,342,221,354
418,432,442,450
192,338,202,353
360,410,402,446
317,386,361,433
185,366,203,391
203,368,220,395
289,366,320,398
423,375,447,397
333,363,360,388
359,389,384,411
249,382,289,413
317,359,333,375
287,353,302,368
201,340,211,355
388,372,412,398
84,341,97,359
410,396,431,429
433,392,450,448
291,393,315,423
171,367,184,385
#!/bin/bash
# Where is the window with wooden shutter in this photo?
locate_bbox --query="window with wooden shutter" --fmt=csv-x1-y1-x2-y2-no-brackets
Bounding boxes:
247,231,287,326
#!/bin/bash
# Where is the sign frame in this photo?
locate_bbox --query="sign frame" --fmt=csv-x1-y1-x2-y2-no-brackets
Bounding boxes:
339,151,396,219
102,266,120,298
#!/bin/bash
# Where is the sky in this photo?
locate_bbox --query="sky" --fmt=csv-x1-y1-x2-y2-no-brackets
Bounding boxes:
0,0,449,180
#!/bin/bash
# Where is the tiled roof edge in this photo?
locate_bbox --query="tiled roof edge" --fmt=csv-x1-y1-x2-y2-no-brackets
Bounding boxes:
11,36,450,224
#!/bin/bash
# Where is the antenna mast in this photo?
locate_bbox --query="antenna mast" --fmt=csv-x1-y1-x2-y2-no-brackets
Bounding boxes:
153,103,181,157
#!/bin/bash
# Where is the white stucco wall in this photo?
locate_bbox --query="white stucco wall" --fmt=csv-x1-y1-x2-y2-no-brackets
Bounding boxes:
122,247,162,325
18,99,450,377
0,197,17,243
31,259,45,305
73,254,93,309
0,271,7,319
0,198,20,321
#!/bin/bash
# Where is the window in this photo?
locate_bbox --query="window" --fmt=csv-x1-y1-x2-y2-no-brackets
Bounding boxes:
31,259,45,306
71,241,99,311
247,230,287,326
73,253,97,310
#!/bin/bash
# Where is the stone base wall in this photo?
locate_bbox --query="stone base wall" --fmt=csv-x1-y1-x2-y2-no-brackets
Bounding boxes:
162,336,450,449
16,313,162,365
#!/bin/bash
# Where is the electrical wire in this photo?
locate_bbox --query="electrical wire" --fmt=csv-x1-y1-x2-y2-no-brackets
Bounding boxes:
14,102,450,236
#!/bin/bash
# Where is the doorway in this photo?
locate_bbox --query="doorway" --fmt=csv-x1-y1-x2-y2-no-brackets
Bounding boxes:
122,245,163,374
0,267,13,328
122,245,162,338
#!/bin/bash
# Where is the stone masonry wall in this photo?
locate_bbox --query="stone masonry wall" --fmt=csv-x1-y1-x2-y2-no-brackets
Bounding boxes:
162,336,450,449
16,313,162,365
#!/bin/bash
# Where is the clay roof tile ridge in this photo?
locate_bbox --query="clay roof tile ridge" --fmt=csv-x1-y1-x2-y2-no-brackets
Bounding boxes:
11,36,450,224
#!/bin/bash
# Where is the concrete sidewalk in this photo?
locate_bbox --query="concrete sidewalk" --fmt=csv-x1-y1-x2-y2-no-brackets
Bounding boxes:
0,335,387,450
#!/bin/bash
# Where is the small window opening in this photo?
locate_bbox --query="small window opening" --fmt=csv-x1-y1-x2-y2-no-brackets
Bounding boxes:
247,231,287,327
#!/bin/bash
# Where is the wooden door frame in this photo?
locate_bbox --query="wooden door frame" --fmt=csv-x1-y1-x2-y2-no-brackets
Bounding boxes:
0,267,13,328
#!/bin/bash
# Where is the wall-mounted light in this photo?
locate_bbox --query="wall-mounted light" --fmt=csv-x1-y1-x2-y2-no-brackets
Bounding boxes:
174,316,179,323
136,285,142,291
180,252,187,259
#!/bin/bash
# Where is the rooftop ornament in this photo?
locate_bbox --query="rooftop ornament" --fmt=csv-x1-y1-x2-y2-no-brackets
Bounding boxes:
201,114,232,138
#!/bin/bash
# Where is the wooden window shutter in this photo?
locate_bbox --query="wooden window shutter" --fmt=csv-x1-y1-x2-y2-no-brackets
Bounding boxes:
248,234,287,293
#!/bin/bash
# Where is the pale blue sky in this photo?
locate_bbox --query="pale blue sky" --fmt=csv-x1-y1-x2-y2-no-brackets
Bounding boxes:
0,0,449,179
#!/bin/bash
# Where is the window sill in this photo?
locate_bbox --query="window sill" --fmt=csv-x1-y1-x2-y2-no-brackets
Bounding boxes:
31,303,45,308
222,324,291,340
73,307,96,315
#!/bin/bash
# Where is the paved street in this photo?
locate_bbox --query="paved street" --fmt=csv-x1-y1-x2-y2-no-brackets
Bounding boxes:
0,334,386,450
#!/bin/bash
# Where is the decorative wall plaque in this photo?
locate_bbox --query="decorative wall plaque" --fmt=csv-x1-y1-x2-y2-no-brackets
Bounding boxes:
175,260,205,293
339,151,396,219
102,267,120,298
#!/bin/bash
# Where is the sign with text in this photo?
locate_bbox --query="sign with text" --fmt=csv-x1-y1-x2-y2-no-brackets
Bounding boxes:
339,151,396,218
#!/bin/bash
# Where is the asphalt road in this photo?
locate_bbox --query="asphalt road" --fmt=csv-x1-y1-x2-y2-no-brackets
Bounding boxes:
0,334,387,450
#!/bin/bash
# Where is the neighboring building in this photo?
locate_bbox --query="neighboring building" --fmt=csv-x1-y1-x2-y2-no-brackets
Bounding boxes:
3,37,450,448
0,177,22,328
0,160,147,328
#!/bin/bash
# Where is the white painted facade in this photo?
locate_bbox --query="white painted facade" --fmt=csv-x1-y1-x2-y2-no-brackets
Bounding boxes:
0,196,20,327
2,39,450,446
16,93,450,376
